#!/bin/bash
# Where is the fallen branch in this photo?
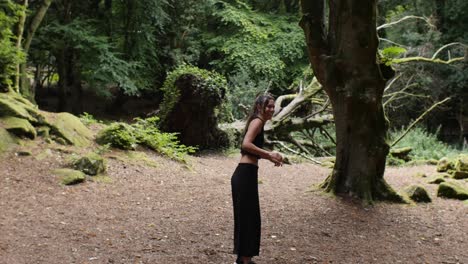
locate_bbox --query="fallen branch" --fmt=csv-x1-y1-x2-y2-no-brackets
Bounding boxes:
391,97,451,147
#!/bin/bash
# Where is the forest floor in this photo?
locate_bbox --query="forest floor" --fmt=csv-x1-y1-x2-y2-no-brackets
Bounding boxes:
0,139,467,264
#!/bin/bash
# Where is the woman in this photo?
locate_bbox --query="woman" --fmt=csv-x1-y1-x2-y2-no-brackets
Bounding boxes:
231,94,283,264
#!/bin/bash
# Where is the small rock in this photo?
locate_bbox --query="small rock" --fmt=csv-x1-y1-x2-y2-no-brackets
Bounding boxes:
404,185,431,203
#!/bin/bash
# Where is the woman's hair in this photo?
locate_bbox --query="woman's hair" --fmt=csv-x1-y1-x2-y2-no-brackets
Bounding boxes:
243,93,275,132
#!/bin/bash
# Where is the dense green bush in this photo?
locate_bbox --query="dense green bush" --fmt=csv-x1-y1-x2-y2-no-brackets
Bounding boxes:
96,122,138,150
96,117,196,163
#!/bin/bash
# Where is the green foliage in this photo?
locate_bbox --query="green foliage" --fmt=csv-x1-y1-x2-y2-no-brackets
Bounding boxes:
381,46,407,65
0,1,24,90
79,112,101,126
159,64,227,121
389,126,461,160
132,117,196,163
39,19,139,97
96,122,138,150
96,117,196,163
205,1,307,90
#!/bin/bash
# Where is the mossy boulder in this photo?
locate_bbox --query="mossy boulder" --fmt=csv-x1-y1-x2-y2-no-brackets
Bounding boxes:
1,117,36,139
36,126,50,138
428,176,446,184
454,154,468,172
0,127,16,153
437,157,455,172
71,153,106,176
0,92,44,123
53,168,86,185
453,171,468,180
437,182,468,200
46,112,93,147
390,147,412,161
404,185,431,203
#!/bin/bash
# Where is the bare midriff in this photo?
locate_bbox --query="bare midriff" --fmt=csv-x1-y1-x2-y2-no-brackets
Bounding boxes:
239,153,259,166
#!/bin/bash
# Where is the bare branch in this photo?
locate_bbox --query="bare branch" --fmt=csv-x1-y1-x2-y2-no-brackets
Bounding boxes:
384,73,402,93
391,97,451,147
432,42,467,59
392,56,464,64
377,15,434,31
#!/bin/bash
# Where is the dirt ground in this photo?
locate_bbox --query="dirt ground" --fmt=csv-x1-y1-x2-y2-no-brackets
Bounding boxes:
0,140,467,264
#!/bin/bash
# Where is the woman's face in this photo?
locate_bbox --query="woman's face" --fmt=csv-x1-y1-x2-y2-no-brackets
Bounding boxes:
262,99,275,120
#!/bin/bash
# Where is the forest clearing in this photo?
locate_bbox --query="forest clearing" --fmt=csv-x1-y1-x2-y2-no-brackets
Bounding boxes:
1,0,467,263
0,139,467,264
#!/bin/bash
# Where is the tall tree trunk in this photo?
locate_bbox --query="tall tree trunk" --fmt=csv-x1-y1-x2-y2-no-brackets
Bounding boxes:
18,0,53,101
14,0,28,93
300,0,403,203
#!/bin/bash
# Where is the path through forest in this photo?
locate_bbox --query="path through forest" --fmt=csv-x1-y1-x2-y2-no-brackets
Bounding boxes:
0,142,467,264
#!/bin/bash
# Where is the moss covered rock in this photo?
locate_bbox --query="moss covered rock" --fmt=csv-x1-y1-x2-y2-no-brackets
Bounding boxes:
437,157,455,172
0,127,16,153
72,153,106,175
428,176,446,184
1,117,36,139
46,112,93,147
390,147,412,161
453,171,468,180
0,92,44,123
454,154,468,172
437,182,468,200
404,185,431,203
53,168,86,185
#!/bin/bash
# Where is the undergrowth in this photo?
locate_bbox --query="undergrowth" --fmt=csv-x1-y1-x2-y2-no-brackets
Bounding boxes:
389,126,461,161
96,116,196,163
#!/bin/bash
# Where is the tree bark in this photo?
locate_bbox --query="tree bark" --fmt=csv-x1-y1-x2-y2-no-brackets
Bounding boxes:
300,0,403,203
14,0,28,93
18,0,53,101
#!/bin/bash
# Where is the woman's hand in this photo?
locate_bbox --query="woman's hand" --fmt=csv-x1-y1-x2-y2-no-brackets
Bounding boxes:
268,152,283,166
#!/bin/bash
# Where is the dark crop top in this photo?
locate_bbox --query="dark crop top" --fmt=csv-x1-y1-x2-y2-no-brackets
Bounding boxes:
240,118,264,159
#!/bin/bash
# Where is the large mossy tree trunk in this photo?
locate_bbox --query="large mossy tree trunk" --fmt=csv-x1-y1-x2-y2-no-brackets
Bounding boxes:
300,0,403,203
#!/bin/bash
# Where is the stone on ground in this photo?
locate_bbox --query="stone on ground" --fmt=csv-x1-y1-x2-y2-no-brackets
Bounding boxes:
404,185,431,203
53,168,86,185
437,182,468,200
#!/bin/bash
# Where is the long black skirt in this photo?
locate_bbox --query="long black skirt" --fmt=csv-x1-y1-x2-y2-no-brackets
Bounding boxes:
231,163,261,257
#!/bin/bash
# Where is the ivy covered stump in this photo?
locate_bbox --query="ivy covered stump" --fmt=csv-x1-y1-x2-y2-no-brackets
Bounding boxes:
158,65,229,150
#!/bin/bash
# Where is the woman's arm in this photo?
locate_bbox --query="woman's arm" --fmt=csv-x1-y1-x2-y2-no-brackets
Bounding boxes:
242,119,282,164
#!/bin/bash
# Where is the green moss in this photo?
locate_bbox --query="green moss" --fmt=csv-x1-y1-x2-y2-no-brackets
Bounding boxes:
454,154,468,172
0,93,45,122
36,126,50,138
437,182,468,200
453,171,468,180
0,127,16,153
404,185,431,203
46,112,93,147
1,116,36,139
71,153,106,176
159,64,227,122
437,157,455,172
390,147,412,161
428,176,446,184
53,168,86,185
